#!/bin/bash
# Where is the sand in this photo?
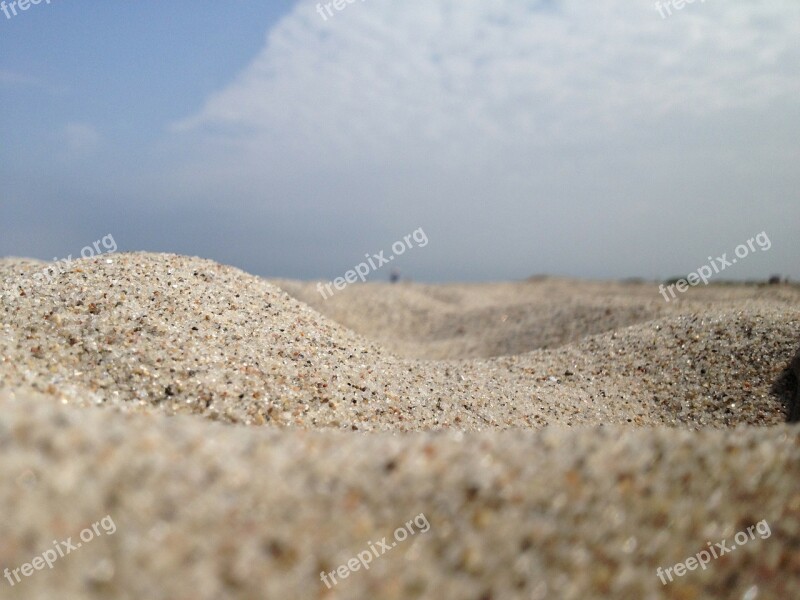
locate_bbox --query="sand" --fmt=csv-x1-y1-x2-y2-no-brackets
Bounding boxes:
0,252,798,599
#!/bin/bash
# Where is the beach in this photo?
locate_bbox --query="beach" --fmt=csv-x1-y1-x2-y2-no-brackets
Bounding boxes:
1,252,798,599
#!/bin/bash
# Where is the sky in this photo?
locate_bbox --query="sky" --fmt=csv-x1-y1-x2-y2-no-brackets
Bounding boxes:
1,0,798,283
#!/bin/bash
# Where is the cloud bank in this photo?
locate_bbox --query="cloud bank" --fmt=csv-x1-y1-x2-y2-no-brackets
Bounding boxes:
162,0,800,280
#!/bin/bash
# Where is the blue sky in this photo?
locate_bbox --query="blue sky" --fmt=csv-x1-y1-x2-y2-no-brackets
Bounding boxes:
2,0,799,282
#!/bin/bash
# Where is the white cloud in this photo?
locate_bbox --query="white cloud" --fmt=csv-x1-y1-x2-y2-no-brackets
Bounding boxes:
174,0,800,164
161,0,800,280
63,122,101,155
0,69,41,87
0,69,67,95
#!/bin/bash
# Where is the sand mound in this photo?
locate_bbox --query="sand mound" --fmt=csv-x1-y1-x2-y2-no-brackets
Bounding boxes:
2,254,797,429
277,278,800,359
1,252,798,598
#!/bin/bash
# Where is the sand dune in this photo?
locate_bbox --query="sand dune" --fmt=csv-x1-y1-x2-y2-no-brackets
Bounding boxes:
1,253,798,598
277,277,800,359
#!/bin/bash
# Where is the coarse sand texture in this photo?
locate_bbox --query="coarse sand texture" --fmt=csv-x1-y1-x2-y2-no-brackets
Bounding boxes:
1,252,798,599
